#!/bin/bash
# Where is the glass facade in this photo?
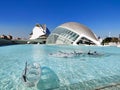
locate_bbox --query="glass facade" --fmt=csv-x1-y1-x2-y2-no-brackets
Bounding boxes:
46,22,100,45
76,37,95,45
46,27,79,44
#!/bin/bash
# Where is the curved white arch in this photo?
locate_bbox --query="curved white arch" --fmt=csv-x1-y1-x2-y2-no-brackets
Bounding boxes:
73,34,100,45
60,22,100,45
46,22,100,45
30,26,46,40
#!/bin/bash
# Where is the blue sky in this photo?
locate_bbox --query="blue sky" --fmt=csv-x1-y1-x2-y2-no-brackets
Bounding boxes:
0,0,120,38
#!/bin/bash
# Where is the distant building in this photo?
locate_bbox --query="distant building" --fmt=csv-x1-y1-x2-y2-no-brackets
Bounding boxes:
30,24,50,39
0,34,13,40
0,35,7,39
102,37,120,45
46,22,100,45
29,24,50,44
7,35,13,40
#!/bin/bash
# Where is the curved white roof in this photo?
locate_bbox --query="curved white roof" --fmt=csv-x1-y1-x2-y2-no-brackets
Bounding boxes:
59,22,98,41
47,22,100,45
30,26,45,39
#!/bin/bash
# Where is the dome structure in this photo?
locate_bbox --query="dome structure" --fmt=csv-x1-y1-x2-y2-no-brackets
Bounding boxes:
46,22,100,45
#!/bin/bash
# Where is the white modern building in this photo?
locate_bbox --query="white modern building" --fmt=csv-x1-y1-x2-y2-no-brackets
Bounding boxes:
28,24,50,44
46,22,100,45
30,24,47,40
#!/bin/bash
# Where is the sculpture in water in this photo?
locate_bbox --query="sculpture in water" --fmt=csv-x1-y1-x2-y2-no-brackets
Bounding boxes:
22,62,41,87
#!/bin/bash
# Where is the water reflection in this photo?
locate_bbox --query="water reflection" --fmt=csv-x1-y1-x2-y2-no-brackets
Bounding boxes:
37,67,60,90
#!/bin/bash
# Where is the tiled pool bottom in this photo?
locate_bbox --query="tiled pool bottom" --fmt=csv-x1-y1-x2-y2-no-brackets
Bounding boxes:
0,45,120,90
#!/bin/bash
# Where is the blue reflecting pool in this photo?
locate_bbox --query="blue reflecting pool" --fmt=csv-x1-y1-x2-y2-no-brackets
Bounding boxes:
0,45,120,90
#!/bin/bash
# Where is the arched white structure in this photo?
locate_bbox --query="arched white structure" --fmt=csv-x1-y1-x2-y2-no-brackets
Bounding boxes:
30,24,46,40
46,22,100,45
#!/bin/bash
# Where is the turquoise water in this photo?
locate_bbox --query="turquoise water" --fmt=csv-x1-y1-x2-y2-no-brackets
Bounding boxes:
0,45,120,90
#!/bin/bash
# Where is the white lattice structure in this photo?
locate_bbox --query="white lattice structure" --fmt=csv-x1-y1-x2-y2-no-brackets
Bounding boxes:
46,22,100,45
